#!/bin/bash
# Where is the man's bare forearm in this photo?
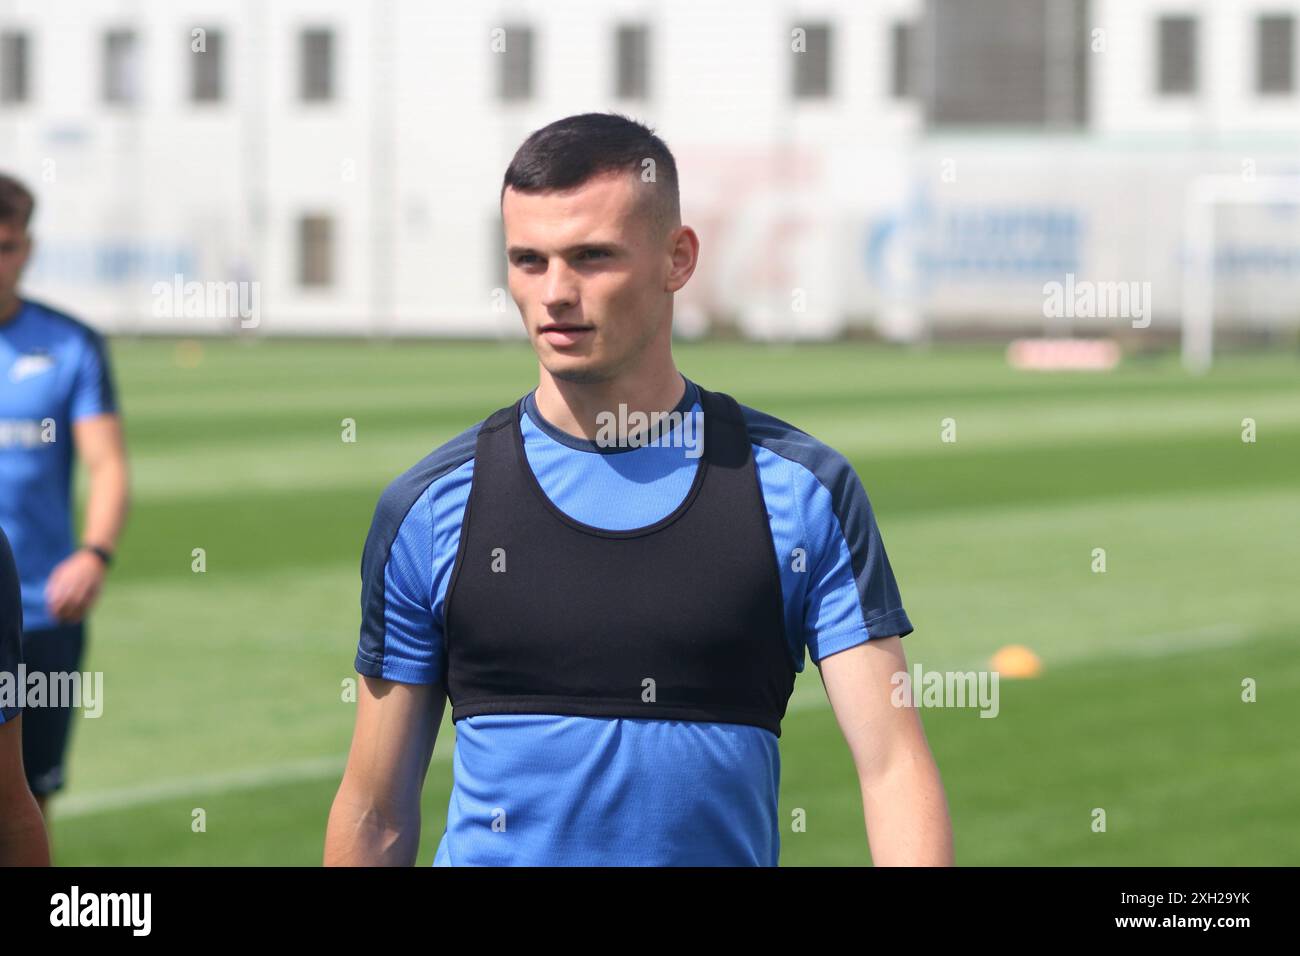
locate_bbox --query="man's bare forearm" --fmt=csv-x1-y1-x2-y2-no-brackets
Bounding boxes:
860,750,954,866
83,455,130,551
324,782,421,866
0,780,51,866
325,678,443,866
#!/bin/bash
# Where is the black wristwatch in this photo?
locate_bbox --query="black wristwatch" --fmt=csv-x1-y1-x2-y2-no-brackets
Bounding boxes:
84,545,114,568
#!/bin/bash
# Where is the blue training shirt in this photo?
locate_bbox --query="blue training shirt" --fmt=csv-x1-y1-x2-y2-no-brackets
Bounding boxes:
0,298,118,632
355,374,913,866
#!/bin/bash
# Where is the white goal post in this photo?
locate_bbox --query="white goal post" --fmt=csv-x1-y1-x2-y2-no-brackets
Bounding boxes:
1182,175,1300,374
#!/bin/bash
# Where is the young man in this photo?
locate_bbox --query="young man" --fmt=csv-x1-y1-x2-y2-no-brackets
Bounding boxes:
0,173,131,818
325,113,952,866
0,524,52,865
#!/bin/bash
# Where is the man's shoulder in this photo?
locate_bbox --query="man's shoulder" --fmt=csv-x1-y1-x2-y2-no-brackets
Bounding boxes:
729,395,857,491
368,400,516,535
20,298,107,349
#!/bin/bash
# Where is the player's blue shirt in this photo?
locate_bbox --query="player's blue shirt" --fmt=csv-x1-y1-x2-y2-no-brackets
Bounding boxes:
0,298,118,632
356,375,913,866
0,525,23,725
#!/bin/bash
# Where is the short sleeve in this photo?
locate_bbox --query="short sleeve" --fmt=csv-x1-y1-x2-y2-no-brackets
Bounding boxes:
355,485,443,685
0,526,24,724
801,451,913,664
70,330,119,422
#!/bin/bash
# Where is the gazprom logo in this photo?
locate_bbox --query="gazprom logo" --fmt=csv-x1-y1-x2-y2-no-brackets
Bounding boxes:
866,188,1084,294
0,418,55,448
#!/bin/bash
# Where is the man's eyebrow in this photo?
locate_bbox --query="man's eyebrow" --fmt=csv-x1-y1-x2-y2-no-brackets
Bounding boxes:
507,241,623,257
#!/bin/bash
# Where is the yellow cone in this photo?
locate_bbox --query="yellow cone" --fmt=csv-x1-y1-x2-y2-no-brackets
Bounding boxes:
990,644,1042,679
175,339,204,368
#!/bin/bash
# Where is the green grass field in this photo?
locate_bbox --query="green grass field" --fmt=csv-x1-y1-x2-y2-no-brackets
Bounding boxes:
44,338,1300,865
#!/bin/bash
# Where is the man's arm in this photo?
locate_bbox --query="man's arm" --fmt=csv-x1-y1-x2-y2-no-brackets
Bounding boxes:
45,413,130,623
0,717,51,866
324,676,446,866
819,635,954,866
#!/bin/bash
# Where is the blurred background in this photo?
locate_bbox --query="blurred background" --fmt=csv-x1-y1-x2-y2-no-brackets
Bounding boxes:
0,0,1296,864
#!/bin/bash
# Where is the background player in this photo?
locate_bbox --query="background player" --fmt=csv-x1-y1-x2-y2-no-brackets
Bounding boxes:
0,173,131,821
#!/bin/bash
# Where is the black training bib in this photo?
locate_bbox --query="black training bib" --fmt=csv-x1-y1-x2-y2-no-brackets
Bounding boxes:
442,385,796,736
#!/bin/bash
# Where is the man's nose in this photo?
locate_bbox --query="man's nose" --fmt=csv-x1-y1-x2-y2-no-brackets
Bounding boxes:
541,260,578,307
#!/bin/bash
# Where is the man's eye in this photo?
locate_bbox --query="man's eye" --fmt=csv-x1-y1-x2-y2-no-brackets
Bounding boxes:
579,249,608,260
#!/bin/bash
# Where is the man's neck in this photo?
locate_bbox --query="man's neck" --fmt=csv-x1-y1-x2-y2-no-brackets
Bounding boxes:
534,366,687,443
0,295,23,327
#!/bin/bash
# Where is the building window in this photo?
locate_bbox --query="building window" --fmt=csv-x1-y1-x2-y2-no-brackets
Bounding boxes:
926,0,1088,127
298,215,334,287
300,29,334,102
191,28,224,102
499,25,533,100
615,24,649,99
0,32,29,104
890,22,916,99
103,30,139,105
792,23,832,98
1257,15,1295,94
1157,15,1197,95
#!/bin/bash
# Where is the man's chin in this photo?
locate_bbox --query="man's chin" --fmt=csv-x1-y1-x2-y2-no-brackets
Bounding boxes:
542,357,612,385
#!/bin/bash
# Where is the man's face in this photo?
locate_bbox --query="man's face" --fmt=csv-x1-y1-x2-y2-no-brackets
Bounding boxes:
503,170,675,383
0,221,31,309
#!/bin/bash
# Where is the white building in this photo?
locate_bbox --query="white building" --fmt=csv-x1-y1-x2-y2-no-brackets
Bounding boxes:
0,0,1296,338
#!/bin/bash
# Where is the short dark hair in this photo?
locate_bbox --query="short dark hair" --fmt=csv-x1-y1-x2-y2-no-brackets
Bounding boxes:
0,173,35,230
501,112,680,237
